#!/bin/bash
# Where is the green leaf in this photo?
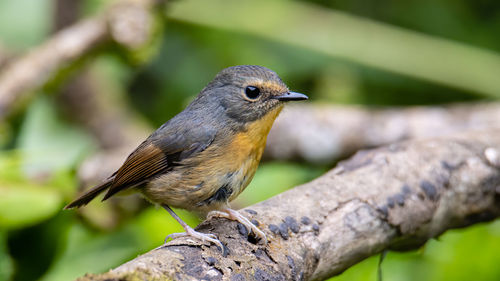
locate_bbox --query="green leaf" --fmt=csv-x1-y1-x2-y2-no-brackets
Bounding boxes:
0,231,13,281
43,207,201,281
41,223,143,281
0,0,50,49
0,184,61,229
17,96,95,177
134,206,201,248
168,0,500,98
329,221,500,281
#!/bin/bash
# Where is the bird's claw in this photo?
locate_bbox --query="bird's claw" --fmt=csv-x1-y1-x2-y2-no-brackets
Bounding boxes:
164,227,224,250
208,208,267,244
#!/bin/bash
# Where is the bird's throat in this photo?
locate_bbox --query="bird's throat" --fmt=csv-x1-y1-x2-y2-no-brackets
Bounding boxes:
244,105,283,143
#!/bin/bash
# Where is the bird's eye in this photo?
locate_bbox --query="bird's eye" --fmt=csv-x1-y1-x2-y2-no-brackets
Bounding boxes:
244,86,261,100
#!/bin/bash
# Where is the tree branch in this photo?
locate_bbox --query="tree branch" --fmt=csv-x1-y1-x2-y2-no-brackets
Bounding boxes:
266,103,500,163
78,129,500,280
0,0,164,119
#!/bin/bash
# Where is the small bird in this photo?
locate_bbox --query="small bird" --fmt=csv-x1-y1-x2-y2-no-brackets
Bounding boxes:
65,65,307,249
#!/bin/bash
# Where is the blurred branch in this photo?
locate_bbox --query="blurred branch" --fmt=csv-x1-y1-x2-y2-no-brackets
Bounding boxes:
0,44,14,69
51,0,150,150
168,0,500,97
0,0,165,120
59,68,153,195
78,129,500,280
266,103,500,163
52,0,82,32
77,102,500,186
46,0,151,192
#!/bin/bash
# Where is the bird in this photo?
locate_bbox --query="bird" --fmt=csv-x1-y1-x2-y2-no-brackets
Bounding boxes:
64,65,308,249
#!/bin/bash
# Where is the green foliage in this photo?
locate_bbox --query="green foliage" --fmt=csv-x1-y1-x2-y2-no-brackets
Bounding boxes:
41,223,143,281
0,0,499,280
0,231,13,281
0,0,51,49
17,97,95,178
0,183,61,229
331,221,500,281
168,0,500,98
0,150,75,230
134,206,200,248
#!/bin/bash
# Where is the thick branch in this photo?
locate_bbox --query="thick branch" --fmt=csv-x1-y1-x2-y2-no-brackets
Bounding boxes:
0,0,164,119
266,103,500,163
79,129,500,280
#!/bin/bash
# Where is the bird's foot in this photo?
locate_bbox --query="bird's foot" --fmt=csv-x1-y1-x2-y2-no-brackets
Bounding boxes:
208,208,267,244
164,225,224,250
161,204,224,250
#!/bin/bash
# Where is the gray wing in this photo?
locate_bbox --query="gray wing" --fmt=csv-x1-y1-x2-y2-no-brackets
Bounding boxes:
102,121,216,200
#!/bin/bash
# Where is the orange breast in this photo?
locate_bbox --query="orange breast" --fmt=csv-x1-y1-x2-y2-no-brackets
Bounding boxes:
225,105,284,196
143,105,283,212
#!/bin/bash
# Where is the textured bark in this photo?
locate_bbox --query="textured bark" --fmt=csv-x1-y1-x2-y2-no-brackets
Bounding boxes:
0,0,164,119
78,130,500,281
266,103,500,163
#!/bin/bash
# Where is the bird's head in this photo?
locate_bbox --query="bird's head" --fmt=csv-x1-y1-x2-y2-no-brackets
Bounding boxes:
196,65,308,123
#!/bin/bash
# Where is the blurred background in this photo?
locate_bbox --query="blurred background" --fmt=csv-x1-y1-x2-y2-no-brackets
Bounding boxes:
0,0,499,280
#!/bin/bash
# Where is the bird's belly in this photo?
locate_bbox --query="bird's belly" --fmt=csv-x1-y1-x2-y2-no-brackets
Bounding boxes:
142,143,262,213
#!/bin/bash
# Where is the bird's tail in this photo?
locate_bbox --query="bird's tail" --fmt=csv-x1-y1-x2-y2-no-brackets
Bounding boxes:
64,179,113,209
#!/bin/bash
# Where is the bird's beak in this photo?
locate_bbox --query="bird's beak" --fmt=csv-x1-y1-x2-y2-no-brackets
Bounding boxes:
273,91,308,101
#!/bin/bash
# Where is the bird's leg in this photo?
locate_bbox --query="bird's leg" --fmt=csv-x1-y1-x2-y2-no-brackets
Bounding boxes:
162,205,223,250
207,208,267,244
